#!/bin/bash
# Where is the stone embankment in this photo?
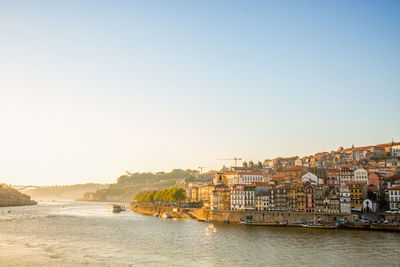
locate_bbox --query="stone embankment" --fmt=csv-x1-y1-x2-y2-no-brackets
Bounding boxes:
130,202,350,224
0,184,37,207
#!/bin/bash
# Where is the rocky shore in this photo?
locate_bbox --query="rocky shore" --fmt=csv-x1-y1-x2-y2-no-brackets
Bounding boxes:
0,184,37,207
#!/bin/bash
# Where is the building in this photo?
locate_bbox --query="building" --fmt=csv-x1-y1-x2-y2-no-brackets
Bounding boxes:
368,172,383,188
211,183,230,210
348,182,367,212
390,145,400,158
273,184,290,211
230,184,256,210
294,183,305,212
304,183,315,213
301,172,321,185
388,185,400,210
339,166,354,186
322,189,340,214
255,193,270,211
327,173,340,188
354,168,368,183
213,173,228,186
198,184,215,206
224,172,264,185
339,186,351,214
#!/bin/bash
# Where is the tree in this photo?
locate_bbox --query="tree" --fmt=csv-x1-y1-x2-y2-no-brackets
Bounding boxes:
257,161,263,169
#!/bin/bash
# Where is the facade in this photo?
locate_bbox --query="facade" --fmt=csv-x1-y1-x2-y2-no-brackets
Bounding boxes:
368,172,382,188
339,186,351,214
295,183,305,212
391,145,400,158
388,185,400,210
354,168,368,183
255,193,270,211
304,184,315,213
322,189,340,214
339,166,354,186
348,182,367,212
224,172,264,185
327,173,340,188
301,172,320,185
230,184,256,210
211,183,230,210
273,185,290,211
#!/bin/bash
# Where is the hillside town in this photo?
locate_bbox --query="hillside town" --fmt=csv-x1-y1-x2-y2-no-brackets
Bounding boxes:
184,141,400,221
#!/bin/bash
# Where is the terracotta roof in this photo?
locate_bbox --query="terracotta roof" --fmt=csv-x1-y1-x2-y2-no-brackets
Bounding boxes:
328,173,339,177
279,166,305,171
224,171,264,175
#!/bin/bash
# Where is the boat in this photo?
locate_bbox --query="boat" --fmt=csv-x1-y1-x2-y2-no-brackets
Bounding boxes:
108,204,122,213
162,213,172,219
153,213,159,217
302,222,338,229
239,219,288,226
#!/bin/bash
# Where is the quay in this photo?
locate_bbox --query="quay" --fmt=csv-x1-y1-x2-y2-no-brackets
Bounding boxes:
130,202,400,232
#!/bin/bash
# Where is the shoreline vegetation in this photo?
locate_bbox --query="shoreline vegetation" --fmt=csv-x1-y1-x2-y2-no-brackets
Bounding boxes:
0,184,37,207
82,169,200,202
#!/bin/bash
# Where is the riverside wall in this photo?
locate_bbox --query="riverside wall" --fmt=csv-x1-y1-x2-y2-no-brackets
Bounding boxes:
130,203,350,224
210,210,351,224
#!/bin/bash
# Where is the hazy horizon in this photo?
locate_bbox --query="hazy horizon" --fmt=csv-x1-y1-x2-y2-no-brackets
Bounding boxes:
1,0,399,185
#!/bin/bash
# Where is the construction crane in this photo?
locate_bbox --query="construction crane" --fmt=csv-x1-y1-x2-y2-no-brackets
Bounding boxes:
198,166,210,173
217,157,243,167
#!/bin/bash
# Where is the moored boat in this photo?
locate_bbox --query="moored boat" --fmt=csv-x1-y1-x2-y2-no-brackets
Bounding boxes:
302,222,338,229
108,204,122,213
239,220,288,226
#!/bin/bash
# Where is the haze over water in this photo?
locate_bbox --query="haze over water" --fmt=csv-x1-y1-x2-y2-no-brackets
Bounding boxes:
1,201,399,266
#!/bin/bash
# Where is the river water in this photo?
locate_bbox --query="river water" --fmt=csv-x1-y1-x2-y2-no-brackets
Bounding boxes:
0,201,399,266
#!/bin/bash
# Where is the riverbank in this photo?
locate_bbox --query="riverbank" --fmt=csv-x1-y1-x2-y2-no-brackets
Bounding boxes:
0,184,37,207
130,202,400,232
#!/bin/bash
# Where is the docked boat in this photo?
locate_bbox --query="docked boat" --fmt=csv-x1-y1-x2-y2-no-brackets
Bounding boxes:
302,222,338,229
239,220,288,226
153,213,159,217
162,213,172,219
108,204,122,213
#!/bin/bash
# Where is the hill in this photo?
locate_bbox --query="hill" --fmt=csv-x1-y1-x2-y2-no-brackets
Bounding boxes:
0,184,37,207
83,169,199,202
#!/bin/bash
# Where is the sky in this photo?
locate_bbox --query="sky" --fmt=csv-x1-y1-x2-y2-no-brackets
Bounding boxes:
0,0,399,185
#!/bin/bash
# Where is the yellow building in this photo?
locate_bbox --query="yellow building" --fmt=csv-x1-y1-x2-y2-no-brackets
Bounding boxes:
213,173,228,186
198,184,215,207
211,183,230,210
348,182,367,212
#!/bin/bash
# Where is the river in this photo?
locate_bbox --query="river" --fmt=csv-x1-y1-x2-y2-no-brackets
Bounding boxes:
0,201,399,266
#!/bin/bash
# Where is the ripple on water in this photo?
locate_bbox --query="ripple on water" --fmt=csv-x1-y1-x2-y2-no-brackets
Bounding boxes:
1,202,400,266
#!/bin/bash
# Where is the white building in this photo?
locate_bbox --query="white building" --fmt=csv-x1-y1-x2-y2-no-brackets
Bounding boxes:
339,187,351,214
391,145,400,158
224,172,264,185
301,172,321,185
389,185,400,210
230,184,256,210
354,168,368,183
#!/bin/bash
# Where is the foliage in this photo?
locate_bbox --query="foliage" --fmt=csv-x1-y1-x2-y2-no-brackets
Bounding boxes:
134,187,186,203
116,169,198,186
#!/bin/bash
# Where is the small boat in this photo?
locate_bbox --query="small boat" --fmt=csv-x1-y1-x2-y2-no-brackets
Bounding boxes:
162,213,172,219
302,222,338,229
239,220,288,226
205,219,212,223
153,213,159,217
108,204,122,213
197,219,205,222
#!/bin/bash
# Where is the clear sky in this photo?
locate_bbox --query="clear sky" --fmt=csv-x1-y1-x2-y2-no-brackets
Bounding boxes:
1,0,399,185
